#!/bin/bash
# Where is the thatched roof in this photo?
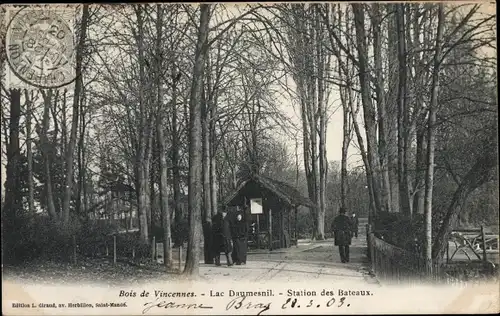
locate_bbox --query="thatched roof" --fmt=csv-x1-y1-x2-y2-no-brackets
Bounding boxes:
223,173,315,209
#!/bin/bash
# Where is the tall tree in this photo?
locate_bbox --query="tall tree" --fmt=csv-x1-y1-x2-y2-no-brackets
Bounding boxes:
3,89,22,262
352,4,386,215
155,4,173,269
395,4,412,216
25,90,35,217
61,4,90,227
201,84,214,264
184,3,210,276
39,89,58,221
372,3,392,214
423,3,445,273
279,4,330,239
135,4,151,245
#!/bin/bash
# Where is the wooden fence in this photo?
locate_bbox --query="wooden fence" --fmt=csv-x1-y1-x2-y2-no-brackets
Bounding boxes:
76,233,186,272
366,224,469,285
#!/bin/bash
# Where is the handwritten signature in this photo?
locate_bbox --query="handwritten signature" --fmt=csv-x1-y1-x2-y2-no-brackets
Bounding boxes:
142,298,213,314
226,296,271,316
143,295,347,315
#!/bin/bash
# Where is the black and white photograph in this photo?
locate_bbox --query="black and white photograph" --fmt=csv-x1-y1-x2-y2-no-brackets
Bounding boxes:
1,2,498,315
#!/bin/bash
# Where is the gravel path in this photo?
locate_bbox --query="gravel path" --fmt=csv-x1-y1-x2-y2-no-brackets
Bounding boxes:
198,232,378,284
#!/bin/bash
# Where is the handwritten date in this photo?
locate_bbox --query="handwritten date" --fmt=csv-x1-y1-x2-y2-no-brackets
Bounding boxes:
282,296,349,309
225,295,349,315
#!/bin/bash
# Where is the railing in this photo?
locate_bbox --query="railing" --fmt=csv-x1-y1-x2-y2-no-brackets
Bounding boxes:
448,227,499,263
366,224,466,285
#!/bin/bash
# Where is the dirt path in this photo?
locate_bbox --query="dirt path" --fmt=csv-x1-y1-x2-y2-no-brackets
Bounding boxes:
198,232,378,284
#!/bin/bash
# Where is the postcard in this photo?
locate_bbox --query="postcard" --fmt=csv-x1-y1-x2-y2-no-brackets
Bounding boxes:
1,2,498,315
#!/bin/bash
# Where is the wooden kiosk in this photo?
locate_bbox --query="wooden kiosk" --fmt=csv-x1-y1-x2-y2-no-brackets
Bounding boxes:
223,174,315,251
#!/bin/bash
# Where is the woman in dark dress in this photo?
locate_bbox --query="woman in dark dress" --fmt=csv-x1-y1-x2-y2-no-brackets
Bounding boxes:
229,208,249,265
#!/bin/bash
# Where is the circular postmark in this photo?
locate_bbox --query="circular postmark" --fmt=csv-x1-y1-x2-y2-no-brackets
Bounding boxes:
6,6,76,89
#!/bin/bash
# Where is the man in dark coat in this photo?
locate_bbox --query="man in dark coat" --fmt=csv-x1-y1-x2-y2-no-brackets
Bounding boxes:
211,209,233,266
332,208,352,263
229,208,249,265
350,213,359,238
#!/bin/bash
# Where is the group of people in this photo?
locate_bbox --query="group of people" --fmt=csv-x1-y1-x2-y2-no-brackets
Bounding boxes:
211,208,249,267
331,208,359,263
210,206,360,266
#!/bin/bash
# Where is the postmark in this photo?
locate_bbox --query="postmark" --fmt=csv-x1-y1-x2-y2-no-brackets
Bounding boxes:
5,6,76,89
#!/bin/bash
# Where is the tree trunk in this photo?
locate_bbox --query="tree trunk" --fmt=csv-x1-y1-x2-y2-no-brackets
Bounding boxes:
146,136,153,234
55,91,63,156
154,4,172,269
423,3,444,274
432,149,497,261
209,114,218,260
287,6,325,238
395,4,412,216
136,5,150,246
148,144,155,234
3,89,22,263
137,156,150,244
202,87,213,264
414,125,426,214
157,115,172,269
352,4,385,215
4,90,22,211
184,4,210,276
127,164,134,230
170,65,183,247
333,5,353,214
305,9,321,240
373,3,392,214
348,91,376,220
386,4,400,213
210,121,218,217
76,93,85,218
315,6,327,240
301,100,316,237
83,127,89,219
61,5,90,227
25,90,35,217
40,90,58,221
412,5,428,216
339,81,352,211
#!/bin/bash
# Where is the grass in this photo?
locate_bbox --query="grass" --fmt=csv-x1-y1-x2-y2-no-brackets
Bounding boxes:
3,256,181,285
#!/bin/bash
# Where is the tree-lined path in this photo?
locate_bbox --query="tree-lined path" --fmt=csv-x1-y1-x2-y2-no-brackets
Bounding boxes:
1,3,496,283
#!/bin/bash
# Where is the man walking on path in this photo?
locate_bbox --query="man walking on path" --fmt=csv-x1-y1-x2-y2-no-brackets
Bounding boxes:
350,213,359,238
332,208,353,263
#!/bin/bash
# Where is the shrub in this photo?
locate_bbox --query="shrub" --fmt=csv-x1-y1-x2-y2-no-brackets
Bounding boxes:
4,213,83,264
373,211,444,255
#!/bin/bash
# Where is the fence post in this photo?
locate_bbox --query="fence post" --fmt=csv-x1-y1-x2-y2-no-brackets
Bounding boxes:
370,228,376,275
372,236,376,275
480,225,487,262
179,245,183,272
366,224,370,259
446,241,449,263
72,235,77,265
152,236,156,262
113,235,117,265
